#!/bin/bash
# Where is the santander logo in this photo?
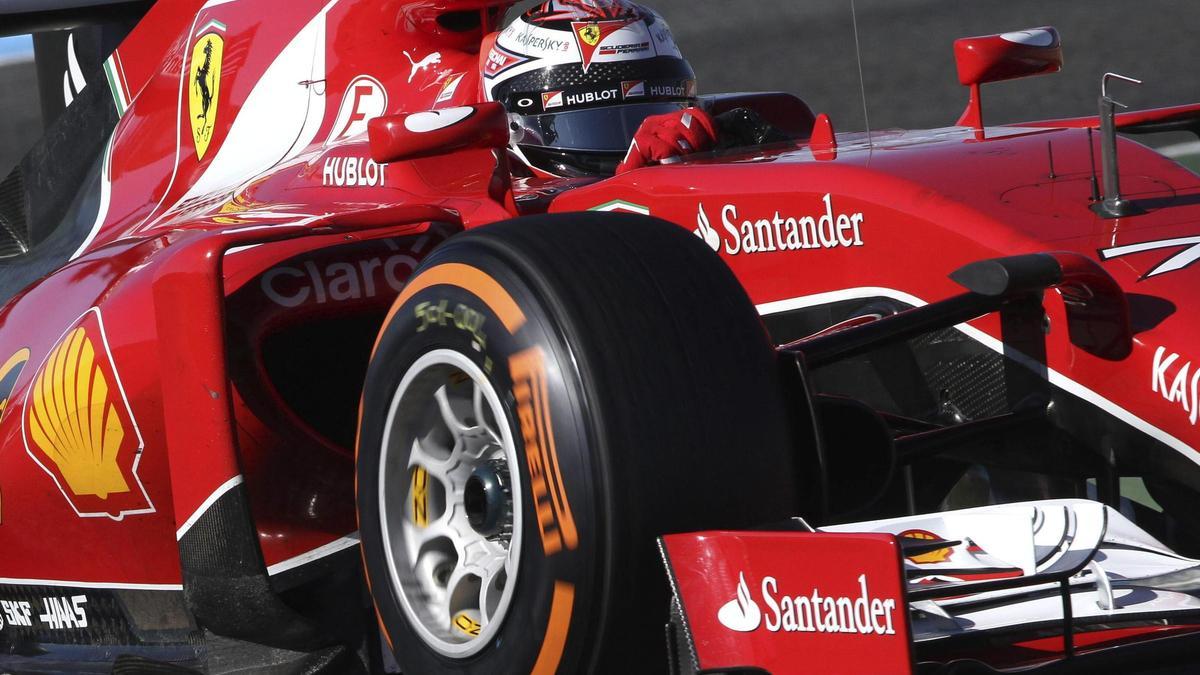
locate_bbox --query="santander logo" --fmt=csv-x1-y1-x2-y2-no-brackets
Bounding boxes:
716,571,898,636
717,573,761,632
695,195,865,257
694,202,721,252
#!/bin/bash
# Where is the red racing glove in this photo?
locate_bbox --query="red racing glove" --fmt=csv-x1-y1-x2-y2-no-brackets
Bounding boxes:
616,107,717,174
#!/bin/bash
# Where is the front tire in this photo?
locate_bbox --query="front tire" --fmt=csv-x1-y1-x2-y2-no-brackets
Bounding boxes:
357,213,799,672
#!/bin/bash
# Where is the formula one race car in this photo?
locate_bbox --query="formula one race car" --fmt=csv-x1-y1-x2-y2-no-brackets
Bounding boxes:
3,1,1200,673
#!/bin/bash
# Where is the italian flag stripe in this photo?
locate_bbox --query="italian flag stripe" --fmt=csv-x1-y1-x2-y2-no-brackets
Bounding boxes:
103,57,129,116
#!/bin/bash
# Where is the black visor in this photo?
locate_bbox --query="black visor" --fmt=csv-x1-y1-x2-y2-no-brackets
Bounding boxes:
510,101,689,153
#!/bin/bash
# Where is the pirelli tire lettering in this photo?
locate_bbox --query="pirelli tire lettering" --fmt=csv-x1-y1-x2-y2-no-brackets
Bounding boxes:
510,346,578,557
357,213,798,673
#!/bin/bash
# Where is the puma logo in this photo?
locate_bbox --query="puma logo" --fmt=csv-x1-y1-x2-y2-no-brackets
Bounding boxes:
403,50,443,83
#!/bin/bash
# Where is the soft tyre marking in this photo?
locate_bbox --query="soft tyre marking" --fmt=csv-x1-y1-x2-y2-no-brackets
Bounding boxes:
531,581,575,675
375,263,528,358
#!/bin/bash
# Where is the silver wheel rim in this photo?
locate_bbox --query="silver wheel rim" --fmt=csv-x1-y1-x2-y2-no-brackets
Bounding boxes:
378,349,523,657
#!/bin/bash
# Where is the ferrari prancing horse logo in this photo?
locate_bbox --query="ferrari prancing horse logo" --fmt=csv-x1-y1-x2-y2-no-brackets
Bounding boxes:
190,32,224,160
571,19,631,73
579,23,602,46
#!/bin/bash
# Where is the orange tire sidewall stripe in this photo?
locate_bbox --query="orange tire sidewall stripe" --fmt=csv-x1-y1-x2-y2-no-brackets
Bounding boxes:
372,262,528,359
531,581,575,675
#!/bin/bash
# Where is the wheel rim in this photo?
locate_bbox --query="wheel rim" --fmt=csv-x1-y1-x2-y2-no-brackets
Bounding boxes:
378,349,523,657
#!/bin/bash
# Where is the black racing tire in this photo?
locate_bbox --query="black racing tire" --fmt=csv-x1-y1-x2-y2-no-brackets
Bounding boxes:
356,213,800,673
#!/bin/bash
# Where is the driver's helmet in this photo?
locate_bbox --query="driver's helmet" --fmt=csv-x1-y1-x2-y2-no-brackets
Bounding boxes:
483,0,697,177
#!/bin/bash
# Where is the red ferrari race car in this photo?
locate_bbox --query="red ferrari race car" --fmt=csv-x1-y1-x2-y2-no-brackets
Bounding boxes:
2,0,1200,673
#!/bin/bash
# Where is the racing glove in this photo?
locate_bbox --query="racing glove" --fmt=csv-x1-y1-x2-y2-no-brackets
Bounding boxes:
616,107,718,174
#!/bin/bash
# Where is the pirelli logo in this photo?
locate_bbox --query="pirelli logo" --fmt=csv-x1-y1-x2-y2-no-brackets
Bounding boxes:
511,347,578,556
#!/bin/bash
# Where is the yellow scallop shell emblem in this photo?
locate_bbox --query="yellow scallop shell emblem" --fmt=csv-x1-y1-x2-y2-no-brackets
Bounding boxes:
901,529,955,564
27,327,130,499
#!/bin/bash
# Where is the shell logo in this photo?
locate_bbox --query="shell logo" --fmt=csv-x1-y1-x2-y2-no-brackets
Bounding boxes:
900,529,954,564
23,309,153,520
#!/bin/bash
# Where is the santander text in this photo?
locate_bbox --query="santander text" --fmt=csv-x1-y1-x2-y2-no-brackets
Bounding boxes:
762,573,896,635
719,194,865,255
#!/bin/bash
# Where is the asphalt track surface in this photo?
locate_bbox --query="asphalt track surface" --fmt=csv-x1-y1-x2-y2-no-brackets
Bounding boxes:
2,0,1199,175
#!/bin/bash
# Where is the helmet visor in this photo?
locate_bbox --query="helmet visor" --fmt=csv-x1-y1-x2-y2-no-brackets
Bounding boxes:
509,102,689,153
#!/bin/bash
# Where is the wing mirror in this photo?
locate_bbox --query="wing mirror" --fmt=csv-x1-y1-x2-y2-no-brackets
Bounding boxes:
954,27,1063,130
368,103,510,164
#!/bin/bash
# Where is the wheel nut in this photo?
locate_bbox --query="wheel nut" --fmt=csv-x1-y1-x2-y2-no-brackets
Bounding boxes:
464,460,510,537
434,564,453,586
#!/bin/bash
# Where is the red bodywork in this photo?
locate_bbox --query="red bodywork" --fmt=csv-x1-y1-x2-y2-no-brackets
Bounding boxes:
2,0,1200,669
661,531,914,674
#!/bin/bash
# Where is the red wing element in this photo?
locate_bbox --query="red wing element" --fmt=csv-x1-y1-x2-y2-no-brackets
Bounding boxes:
660,531,913,674
367,103,510,164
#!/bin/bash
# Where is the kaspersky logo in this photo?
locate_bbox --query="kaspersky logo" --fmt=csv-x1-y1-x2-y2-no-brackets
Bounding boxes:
716,571,898,635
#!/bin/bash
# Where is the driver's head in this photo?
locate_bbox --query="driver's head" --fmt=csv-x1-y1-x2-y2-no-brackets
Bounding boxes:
483,0,697,177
